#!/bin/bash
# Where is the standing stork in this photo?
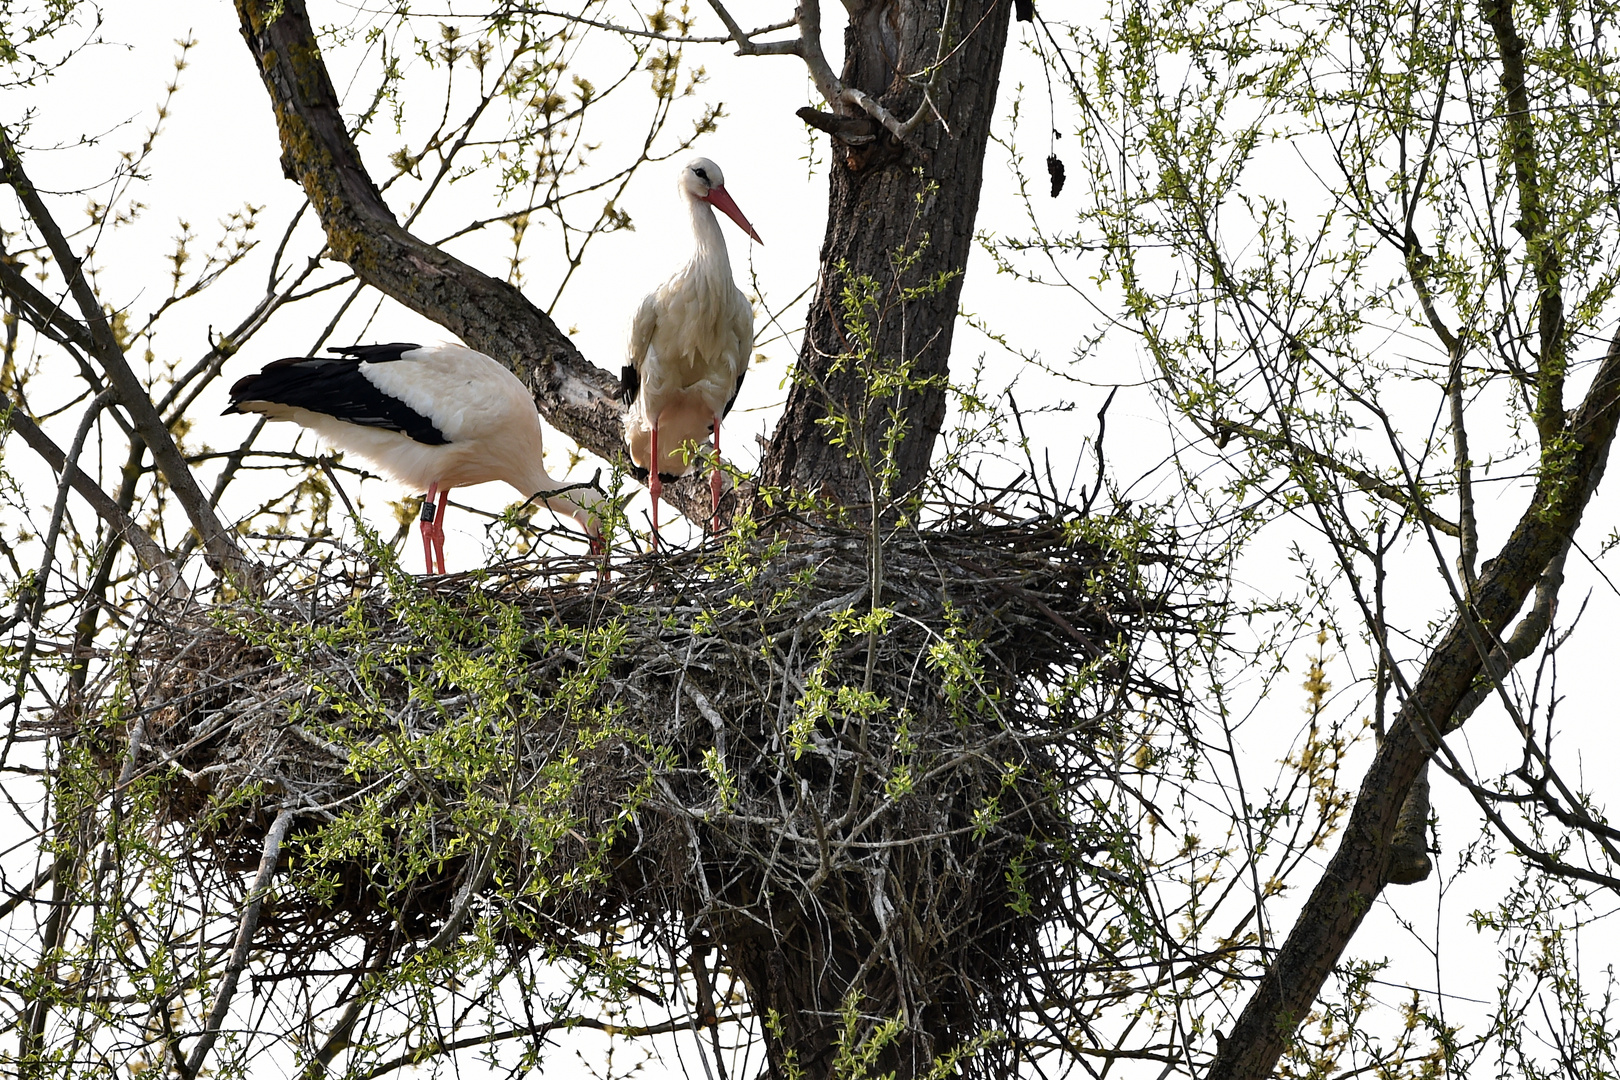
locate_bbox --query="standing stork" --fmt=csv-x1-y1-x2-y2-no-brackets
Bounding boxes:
226,342,601,574
622,157,760,542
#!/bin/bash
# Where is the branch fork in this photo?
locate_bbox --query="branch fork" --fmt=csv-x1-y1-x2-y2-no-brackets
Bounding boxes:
706,0,963,146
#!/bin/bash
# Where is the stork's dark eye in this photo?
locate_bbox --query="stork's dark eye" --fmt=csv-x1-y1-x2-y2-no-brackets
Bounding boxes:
694,167,710,182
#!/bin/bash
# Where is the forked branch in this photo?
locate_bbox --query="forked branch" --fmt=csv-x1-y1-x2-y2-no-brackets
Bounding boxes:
1214,418,1463,537
704,0,963,142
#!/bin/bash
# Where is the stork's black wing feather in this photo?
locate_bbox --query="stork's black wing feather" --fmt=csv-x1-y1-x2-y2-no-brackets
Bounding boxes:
721,368,746,419
620,364,641,407
225,345,448,446
328,342,423,364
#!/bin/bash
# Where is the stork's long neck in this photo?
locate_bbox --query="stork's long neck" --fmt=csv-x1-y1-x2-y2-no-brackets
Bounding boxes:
688,196,732,282
515,462,602,538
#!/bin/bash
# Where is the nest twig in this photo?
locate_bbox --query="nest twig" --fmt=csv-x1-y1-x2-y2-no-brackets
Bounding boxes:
86,497,1196,1073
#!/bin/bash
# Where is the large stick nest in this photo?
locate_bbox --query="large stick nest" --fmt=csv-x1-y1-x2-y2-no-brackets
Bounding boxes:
103,502,1195,1062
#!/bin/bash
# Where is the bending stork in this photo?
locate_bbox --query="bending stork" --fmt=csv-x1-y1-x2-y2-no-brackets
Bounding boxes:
226,342,600,574
622,157,759,542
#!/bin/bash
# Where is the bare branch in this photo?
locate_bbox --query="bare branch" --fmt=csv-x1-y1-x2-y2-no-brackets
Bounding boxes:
15,390,118,698
1402,229,1480,577
516,6,796,45
0,863,54,926
2,402,185,595
1215,419,1463,537
0,124,256,587
0,253,102,357
709,0,967,143
184,807,297,1079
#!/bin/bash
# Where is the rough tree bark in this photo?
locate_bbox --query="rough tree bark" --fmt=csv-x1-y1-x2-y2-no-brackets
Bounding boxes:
757,0,1015,507
728,6,1017,1070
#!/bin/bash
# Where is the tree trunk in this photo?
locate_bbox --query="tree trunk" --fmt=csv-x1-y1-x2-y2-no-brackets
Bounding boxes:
236,2,1015,1074
728,5,1015,1076
757,0,1014,509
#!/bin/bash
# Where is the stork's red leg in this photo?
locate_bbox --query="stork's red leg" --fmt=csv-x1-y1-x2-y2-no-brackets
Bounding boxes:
420,483,439,574
710,415,723,533
431,487,451,574
590,530,609,583
648,418,663,550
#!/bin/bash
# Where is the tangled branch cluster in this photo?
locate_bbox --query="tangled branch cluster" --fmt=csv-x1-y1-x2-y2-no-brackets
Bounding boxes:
85,499,1194,1071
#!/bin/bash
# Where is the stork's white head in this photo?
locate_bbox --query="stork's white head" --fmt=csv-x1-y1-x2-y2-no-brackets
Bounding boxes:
681,157,762,244
681,157,726,200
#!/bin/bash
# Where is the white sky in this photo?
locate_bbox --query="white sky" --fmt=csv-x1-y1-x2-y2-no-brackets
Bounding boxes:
5,0,1620,1077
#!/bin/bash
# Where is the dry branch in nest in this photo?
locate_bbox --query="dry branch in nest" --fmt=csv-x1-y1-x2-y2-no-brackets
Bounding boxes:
93,499,1196,1074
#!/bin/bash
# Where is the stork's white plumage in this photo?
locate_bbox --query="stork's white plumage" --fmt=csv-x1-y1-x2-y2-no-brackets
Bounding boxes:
622,157,759,540
226,342,600,574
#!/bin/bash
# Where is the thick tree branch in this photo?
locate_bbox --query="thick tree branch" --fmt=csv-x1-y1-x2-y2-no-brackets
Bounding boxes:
1207,329,1620,1079
232,0,713,526
1483,0,1566,441
0,126,255,586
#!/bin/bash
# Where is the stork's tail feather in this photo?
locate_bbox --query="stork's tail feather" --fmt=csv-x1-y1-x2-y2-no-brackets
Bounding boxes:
625,465,676,485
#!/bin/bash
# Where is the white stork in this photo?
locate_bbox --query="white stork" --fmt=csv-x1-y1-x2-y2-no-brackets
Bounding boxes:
226,342,601,574
622,157,759,541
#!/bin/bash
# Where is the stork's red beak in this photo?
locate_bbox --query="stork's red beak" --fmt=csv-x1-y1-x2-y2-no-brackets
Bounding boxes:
705,185,762,244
